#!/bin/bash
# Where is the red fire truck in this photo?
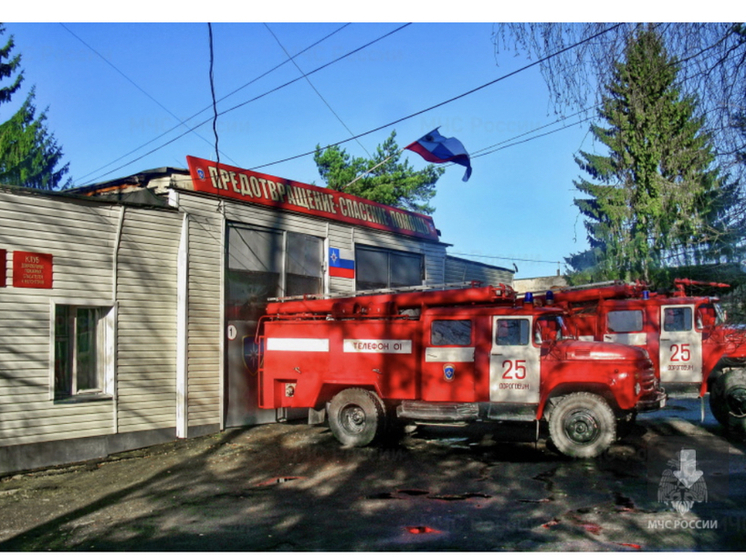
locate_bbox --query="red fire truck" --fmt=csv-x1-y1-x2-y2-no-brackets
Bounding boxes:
257,284,665,458
535,279,746,433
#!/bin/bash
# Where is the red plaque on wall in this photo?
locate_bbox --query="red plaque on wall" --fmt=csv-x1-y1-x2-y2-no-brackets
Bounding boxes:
0,249,6,287
13,251,53,289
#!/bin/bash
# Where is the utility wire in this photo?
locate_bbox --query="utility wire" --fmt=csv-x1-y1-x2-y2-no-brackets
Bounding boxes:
75,22,352,184
60,23,240,168
79,23,410,186
263,23,371,158
208,23,220,165
450,252,559,264
248,23,625,171
80,21,617,185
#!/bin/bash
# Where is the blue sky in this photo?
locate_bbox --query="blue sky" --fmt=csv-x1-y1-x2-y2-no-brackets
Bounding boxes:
4,20,611,278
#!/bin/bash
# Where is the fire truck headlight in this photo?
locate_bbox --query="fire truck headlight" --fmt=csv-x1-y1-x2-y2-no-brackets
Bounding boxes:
635,382,642,395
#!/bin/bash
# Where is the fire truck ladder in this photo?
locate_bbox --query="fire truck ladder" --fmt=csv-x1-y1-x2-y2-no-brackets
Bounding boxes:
265,282,516,317
266,281,491,303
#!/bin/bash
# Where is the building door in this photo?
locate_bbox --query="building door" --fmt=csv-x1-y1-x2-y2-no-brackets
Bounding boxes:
225,224,322,427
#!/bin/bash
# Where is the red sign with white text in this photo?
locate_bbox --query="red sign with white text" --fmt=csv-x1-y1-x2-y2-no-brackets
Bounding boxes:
186,156,439,241
13,251,53,289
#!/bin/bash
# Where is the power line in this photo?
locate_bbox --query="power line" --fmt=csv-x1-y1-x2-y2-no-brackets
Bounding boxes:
207,23,220,165
78,23,411,186
79,22,620,185
450,252,560,264
248,23,624,171
74,22,353,184
59,23,240,168
263,23,371,158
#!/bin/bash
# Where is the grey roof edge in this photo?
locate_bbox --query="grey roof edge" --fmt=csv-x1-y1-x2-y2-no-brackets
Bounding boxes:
0,183,178,212
446,254,513,273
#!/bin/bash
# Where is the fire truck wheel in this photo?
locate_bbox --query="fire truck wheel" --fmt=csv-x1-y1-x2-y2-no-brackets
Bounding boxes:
548,392,616,459
328,388,384,447
710,369,746,434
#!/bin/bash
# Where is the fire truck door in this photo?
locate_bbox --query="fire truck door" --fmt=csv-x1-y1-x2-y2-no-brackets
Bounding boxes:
489,316,541,403
659,305,703,384
422,318,476,401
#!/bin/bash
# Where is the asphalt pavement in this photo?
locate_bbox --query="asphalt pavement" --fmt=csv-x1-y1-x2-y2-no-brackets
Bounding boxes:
1,396,745,551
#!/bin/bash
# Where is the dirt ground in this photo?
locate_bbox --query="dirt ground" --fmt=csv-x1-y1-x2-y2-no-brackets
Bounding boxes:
1,398,746,551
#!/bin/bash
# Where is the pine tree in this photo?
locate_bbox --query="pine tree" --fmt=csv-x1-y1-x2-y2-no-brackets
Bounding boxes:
314,131,444,215
0,24,70,190
571,27,725,282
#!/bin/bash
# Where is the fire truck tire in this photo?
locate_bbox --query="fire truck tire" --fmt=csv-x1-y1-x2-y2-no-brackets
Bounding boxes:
328,388,385,447
548,392,616,459
710,369,746,434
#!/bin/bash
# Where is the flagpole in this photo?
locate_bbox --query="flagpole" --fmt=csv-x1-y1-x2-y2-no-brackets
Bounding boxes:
340,148,406,191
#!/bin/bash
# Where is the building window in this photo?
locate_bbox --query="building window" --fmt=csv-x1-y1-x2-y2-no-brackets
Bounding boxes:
355,245,423,291
286,231,323,297
227,225,323,318
52,302,116,400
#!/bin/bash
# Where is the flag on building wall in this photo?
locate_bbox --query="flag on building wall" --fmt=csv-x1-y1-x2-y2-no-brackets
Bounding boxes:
405,128,472,182
329,247,355,279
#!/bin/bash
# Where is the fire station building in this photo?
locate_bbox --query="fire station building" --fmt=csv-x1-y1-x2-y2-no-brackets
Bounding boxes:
0,157,512,474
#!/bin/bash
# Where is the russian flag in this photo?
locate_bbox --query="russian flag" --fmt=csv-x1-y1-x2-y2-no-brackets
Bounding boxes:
405,128,472,182
329,247,355,279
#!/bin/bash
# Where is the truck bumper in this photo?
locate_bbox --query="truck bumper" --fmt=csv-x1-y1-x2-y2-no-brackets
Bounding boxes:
636,389,667,413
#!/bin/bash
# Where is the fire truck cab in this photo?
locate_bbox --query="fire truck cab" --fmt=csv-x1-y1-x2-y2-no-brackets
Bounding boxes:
257,285,664,458
540,280,746,433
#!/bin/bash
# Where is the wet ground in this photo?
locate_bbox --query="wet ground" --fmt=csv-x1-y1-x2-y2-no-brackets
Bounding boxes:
1,397,746,551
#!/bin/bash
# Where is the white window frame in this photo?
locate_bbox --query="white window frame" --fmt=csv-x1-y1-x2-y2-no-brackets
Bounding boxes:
227,223,324,298
49,299,117,401
354,244,425,291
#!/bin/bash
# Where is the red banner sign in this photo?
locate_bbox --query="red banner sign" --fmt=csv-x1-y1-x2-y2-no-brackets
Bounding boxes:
13,251,53,289
186,156,439,241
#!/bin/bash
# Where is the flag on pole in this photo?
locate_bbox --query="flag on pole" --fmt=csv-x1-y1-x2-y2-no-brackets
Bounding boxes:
405,128,472,181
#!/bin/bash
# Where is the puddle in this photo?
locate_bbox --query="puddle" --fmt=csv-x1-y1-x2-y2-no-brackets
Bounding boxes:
366,492,402,500
406,526,442,534
615,542,642,549
613,492,636,512
579,522,602,534
518,497,553,504
533,466,559,491
254,476,305,487
397,489,430,496
428,492,491,501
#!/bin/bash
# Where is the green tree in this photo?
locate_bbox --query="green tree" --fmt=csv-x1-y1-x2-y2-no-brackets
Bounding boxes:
314,131,444,215
0,24,70,190
570,28,726,282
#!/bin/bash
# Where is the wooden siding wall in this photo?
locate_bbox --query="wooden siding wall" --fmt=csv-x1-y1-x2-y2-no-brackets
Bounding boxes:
175,194,223,431
0,190,181,449
176,191,449,431
115,207,181,433
0,191,118,446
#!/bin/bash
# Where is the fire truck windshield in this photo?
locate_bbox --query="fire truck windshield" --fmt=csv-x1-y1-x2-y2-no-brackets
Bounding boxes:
697,303,727,328
535,315,570,343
